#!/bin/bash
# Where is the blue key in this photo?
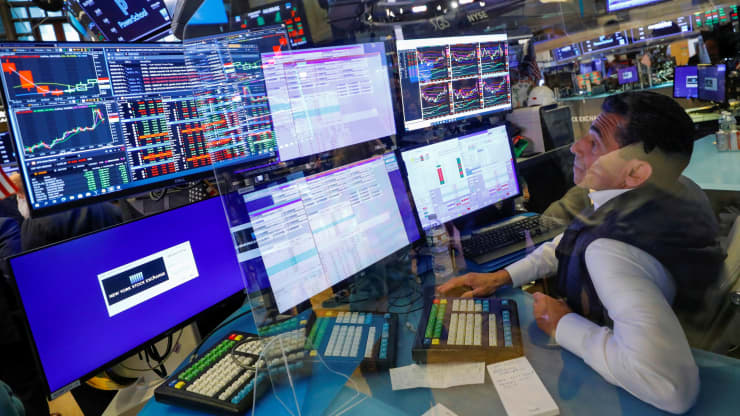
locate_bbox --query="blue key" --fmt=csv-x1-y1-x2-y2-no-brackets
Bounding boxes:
501,300,509,305
366,315,373,324
384,313,391,319
424,338,431,345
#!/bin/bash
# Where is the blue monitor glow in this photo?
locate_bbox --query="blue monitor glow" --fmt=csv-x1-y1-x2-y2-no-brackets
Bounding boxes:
241,153,420,313
552,43,582,61
0,27,288,216
607,0,667,13
396,34,512,131
582,31,629,55
9,197,245,399
618,66,639,85
400,125,520,230
629,17,692,44
697,64,726,103
261,42,396,161
673,66,698,99
71,0,172,41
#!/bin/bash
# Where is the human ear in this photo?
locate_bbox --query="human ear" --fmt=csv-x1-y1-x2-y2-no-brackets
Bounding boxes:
624,160,652,188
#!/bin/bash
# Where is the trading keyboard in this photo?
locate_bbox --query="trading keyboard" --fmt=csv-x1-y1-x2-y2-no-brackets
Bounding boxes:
154,327,309,414
155,311,397,413
306,311,397,371
462,214,564,264
412,294,523,364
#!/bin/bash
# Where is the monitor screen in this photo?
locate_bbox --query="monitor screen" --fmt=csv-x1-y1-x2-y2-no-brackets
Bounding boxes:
698,64,726,102
242,153,420,312
9,197,245,398
629,17,692,44
607,0,667,13
260,42,396,161
673,66,698,99
233,1,310,48
582,31,629,55
552,43,582,61
618,66,639,84
400,125,520,230
0,28,288,216
0,130,16,166
72,0,172,41
396,34,512,131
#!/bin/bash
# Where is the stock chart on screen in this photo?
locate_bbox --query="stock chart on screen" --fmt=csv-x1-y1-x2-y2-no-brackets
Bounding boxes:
0,27,289,215
397,34,512,131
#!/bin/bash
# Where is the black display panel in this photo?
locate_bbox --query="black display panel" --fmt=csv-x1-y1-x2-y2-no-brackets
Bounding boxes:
582,31,629,54
233,1,310,48
552,43,582,61
0,28,288,216
607,0,667,13
73,0,172,41
629,17,692,44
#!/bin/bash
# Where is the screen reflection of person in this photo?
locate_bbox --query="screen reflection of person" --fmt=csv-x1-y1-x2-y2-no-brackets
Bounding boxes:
438,92,725,414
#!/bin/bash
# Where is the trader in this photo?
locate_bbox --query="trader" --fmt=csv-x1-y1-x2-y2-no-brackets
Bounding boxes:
439,91,725,414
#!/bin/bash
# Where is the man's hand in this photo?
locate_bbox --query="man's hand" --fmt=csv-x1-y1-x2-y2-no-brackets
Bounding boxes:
437,270,513,298
532,292,573,337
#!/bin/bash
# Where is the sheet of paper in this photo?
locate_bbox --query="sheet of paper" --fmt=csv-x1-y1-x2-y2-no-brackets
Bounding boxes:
487,357,559,416
390,362,485,390
421,403,459,416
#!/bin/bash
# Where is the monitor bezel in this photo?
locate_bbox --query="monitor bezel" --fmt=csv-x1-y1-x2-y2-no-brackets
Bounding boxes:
672,65,698,99
0,33,286,218
6,196,247,399
397,122,522,232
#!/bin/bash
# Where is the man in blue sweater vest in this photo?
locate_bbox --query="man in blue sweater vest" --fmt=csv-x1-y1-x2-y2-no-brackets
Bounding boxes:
439,91,725,414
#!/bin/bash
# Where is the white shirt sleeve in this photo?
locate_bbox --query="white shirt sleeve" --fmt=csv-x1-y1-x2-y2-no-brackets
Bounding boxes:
554,238,699,414
504,233,563,287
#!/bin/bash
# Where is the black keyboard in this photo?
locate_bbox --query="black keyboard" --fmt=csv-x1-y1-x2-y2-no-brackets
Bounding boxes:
462,214,564,264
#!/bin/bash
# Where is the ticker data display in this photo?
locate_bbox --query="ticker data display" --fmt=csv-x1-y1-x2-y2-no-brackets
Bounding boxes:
0,27,288,214
397,34,512,131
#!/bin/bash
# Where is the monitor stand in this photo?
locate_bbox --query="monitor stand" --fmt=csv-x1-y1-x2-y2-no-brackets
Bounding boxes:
452,199,517,235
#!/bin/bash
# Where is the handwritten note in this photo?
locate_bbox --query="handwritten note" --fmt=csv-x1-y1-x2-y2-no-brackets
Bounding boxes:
487,357,559,416
390,362,485,390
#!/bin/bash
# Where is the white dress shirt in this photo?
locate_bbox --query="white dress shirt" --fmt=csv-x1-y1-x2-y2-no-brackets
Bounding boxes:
504,188,700,414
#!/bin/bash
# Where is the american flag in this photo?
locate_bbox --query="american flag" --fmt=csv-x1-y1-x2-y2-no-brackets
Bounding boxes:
520,40,542,83
0,166,17,199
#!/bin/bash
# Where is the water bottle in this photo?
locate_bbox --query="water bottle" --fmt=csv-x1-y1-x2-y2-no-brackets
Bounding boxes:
426,215,454,282
717,112,732,151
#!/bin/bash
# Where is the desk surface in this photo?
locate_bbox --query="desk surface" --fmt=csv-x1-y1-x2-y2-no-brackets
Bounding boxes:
683,134,740,192
141,282,740,416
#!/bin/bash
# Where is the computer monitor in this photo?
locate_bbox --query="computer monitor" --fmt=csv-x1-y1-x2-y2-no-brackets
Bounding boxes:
0,130,16,167
8,197,245,399
400,125,520,230
607,0,667,13
618,66,639,85
232,0,310,47
0,27,288,216
241,153,420,313
396,34,512,131
70,0,172,41
260,42,396,161
697,64,726,103
673,66,698,99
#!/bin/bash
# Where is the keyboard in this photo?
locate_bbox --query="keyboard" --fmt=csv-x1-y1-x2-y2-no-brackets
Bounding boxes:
462,214,564,264
154,327,310,414
155,311,397,413
412,292,523,364
306,311,397,371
